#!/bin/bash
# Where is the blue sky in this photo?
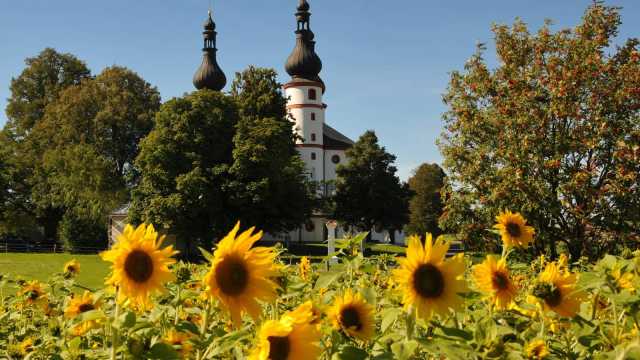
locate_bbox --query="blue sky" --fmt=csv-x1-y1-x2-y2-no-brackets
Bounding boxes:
1,0,639,180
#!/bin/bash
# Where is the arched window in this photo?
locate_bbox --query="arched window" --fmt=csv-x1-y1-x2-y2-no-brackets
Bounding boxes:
311,133,316,142
310,112,316,121
308,88,317,100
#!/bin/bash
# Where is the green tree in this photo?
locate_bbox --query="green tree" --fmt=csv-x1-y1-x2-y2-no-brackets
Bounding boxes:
2,48,91,242
129,90,239,246
438,4,640,259
228,67,313,234
405,163,446,237
5,48,91,138
334,130,410,237
131,67,314,248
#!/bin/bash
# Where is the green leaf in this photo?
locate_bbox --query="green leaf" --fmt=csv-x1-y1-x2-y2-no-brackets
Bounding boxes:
381,308,401,333
332,346,369,360
434,323,473,341
198,247,214,262
391,340,419,360
314,271,342,290
78,309,106,322
147,343,180,359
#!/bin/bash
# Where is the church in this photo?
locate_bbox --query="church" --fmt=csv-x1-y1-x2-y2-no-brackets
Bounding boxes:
191,0,357,243
110,1,402,244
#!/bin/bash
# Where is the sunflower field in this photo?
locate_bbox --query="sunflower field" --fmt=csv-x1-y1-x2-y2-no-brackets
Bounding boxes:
1,212,640,359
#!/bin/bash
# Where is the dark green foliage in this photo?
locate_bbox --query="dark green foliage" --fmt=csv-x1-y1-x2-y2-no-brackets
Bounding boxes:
228,67,313,235
5,48,91,138
334,130,410,235
130,67,313,248
1,50,159,250
405,163,446,237
129,90,238,246
59,208,108,252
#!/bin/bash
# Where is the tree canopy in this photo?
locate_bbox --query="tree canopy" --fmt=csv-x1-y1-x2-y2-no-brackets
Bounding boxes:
334,130,410,235
438,3,640,259
1,50,160,249
130,67,313,248
405,163,446,237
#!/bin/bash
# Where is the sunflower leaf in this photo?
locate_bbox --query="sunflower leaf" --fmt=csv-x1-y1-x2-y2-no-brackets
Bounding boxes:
314,271,342,290
198,247,214,262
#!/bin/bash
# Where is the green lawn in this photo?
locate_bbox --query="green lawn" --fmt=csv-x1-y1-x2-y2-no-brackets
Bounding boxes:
0,253,109,291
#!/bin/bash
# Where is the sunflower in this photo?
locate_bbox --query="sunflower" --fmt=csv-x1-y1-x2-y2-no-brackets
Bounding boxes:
299,256,311,281
611,266,635,292
164,329,194,358
250,301,321,360
525,339,549,359
472,255,518,309
18,280,47,308
64,291,102,336
203,222,281,326
327,290,375,341
100,223,178,310
19,338,34,356
494,210,535,248
63,259,80,277
532,262,584,317
393,234,467,320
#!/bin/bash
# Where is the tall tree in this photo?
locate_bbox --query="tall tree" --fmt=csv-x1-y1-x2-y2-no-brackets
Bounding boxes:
438,4,640,259
129,90,239,246
228,67,313,234
2,48,91,241
405,163,446,237
334,130,410,237
5,48,91,138
131,67,314,248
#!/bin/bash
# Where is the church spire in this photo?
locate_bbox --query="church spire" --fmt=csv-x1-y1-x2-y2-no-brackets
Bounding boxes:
193,9,226,91
285,0,323,84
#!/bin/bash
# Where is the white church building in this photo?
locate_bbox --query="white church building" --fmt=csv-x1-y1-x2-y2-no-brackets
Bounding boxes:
110,1,405,245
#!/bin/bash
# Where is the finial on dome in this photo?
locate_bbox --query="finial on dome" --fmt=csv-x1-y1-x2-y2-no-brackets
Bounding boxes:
193,10,226,91
285,0,323,84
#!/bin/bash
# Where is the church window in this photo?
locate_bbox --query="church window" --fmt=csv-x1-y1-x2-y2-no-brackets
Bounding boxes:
331,154,341,164
311,133,316,142
311,152,316,160
308,88,317,100
311,112,316,120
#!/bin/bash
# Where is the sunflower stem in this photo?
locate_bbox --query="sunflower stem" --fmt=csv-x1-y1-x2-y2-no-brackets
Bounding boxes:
110,287,120,360
405,307,415,340
197,302,210,360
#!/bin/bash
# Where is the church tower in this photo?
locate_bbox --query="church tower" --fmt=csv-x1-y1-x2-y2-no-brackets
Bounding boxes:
193,10,226,91
284,0,326,184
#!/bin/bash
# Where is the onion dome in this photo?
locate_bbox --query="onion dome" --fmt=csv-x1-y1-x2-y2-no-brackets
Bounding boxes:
285,0,323,83
193,10,226,91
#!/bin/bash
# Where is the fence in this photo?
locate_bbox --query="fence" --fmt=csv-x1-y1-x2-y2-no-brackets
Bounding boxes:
0,241,107,254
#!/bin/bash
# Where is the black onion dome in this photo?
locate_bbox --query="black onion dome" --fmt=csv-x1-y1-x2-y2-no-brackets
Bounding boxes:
193,53,226,91
297,0,310,11
285,0,322,82
203,13,215,30
193,10,226,91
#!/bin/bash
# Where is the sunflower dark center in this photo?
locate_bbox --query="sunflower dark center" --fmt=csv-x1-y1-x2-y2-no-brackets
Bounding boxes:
124,250,154,283
27,290,40,301
492,272,510,290
215,257,249,296
267,336,290,360
340,306,363,331
413,263,445,298
506,222,522,237
544,287,562,307
78,303,95,313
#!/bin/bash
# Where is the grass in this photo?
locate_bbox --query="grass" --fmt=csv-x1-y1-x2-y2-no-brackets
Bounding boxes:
0,253,109,291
